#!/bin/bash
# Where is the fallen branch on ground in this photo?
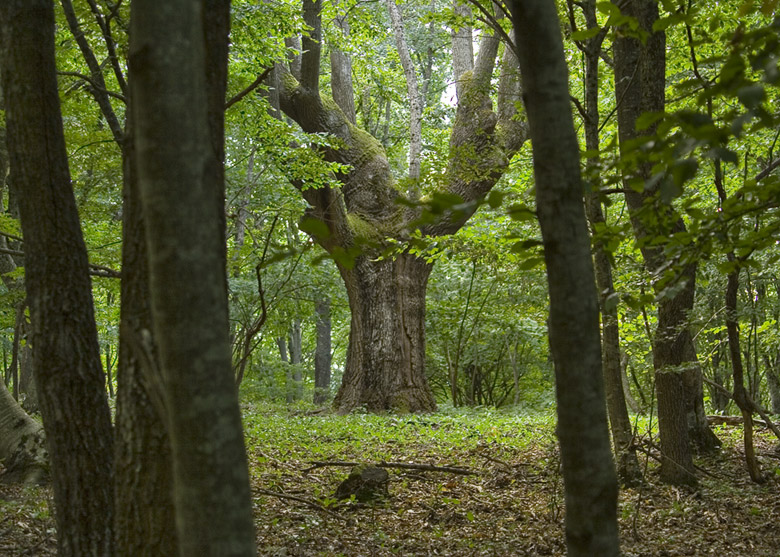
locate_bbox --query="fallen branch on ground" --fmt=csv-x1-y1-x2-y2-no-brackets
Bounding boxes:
254,488,346,521
303,460,477,476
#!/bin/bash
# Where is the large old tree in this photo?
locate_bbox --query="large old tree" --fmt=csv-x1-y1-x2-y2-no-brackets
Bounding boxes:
276,0,526,412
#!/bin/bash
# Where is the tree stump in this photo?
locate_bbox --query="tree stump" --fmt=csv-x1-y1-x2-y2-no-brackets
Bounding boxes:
334,465,389,502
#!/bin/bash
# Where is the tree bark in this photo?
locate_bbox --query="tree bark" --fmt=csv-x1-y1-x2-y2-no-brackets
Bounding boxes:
766,356,780,415
114,105,177,556
334,254,436,412
725,264,763,482
290,319,303,401
386,0,423,189
129,0,256,554
507,0,619,553
0,1,116,553
451,0,474,101
314,297,332,405
56,2,179,552
330,13,356,125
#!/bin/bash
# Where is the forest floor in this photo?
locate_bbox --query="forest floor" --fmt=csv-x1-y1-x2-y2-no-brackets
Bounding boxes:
1,404,779,556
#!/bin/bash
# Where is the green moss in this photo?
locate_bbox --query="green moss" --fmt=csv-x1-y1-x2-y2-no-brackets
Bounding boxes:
346,213,381,240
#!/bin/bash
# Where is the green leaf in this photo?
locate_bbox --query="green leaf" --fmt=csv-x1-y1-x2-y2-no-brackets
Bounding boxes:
737,84,766,109
596,1,620,16
518,257,545,270
571,26,602,41
298,217,331,240
507,204,536,222
486,190,505,209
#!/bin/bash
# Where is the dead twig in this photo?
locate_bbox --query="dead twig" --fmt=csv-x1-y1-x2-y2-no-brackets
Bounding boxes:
254,488,346,521
303,460,477,476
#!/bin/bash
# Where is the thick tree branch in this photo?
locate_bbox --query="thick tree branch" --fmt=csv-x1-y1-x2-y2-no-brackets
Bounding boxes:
300,0,322,94
225,68,272,110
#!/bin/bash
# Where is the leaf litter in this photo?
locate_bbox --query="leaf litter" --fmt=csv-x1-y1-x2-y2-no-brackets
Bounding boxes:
1,408,779,556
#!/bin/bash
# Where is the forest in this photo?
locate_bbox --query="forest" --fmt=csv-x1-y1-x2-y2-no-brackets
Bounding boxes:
0,0,779,555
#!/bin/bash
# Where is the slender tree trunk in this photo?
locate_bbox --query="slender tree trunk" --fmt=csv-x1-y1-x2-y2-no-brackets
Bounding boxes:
277,336,293,403
334,254,436,412
129,0,256,554
290,319,303,400
576,0,641,486
330,12,356,125
0,1,115,553
508,1,619,552
451,0,474,101
314,297,332,405
725,264,763,482
386,0,422,190
766,356,780,414
612,0,713,485
114,107,177,556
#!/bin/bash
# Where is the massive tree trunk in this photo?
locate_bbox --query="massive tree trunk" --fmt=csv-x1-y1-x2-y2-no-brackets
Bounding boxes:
612,0,717,483
278,0,526,413
0,1,116,553
334,254,435,412
129,0,256,554
507,0,619,553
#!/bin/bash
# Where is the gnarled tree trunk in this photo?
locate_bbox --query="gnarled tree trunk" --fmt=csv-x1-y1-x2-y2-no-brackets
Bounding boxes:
277,0,526,413
334,254,435,412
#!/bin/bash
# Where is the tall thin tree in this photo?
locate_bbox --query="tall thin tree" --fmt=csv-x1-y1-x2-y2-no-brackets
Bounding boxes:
129,0,256,554
0,0,115,553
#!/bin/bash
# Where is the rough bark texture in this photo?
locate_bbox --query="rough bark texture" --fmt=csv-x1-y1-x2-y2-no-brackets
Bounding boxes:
0,380,47,484
314,297,332,405
129,0,256,554
334,255,436,412
278,1,526,413
114,109,177,556
613,0,715,484
0,1,116,553
508,0,619,554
